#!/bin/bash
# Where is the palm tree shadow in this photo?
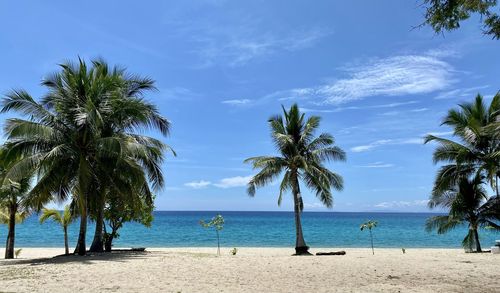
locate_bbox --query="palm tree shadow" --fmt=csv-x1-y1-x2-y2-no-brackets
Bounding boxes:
0,250,150,266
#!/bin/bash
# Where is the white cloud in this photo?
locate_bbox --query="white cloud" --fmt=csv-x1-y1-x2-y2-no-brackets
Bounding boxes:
269,52,456,105
434,85,489,100
426,131,453,136
184,180,212,189
350,138,423,153
356,162,395,168
374,200,429,209
303,202,326,209
192,26,332,67
213,175,252,188
222,99,252,105
350,139,393,152
400,138,424,144
185,175,253,189
300,100,419,113
410,108,429,112
161,87,199,101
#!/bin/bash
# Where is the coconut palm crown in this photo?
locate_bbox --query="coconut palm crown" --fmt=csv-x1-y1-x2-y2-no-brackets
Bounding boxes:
424,94,500,196
245,104,345,255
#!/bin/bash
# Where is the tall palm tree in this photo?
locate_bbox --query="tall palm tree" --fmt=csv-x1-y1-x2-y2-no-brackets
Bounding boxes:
424,94,500,196
1,58,172,255
426,174,500,252
245,104,345,255
40,206,74,255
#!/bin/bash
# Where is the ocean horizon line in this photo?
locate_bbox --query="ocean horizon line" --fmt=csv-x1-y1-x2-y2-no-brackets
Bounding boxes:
151,210,445,214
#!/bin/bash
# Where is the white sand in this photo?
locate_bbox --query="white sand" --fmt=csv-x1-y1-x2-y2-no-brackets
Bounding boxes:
0,247,499,292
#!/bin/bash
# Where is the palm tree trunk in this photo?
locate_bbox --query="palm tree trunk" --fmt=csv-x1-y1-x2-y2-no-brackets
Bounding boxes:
4,202,17,259
292,174,310,255
64,226,69,255
496,176,499,197
75,198,87,256
473,228,482,252
75,156,90,256
90,196,104,253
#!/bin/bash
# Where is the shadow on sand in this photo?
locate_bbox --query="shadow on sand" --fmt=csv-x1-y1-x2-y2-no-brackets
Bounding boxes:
0,250,150,266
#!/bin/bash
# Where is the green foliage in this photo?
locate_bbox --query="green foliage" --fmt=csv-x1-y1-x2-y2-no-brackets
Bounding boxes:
421,0,500,39
200,214,224,231
39,206,74,228
245,104,345,208
0,207,27,225
425,94,500,252
103,193,155,251
14,248,22,258
360,220,377,231
1,57,174,254
200,214,224,255
425,175,500,251
424,94,500,197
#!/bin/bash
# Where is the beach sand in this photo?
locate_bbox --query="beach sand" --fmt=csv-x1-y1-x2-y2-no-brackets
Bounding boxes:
0,247,498,292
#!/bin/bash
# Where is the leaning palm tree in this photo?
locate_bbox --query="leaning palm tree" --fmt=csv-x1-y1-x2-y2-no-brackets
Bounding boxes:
40,206,74,255
1,58,173,255
424,94,500,197
426,174,500,252
245,104,345,255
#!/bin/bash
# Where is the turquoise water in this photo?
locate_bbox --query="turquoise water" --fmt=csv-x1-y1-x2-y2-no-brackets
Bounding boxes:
0,211,498,249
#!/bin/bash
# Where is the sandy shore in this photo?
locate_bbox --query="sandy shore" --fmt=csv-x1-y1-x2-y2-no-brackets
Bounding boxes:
0,247,499,292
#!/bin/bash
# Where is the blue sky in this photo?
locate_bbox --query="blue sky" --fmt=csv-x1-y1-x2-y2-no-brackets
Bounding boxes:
1,1,499,212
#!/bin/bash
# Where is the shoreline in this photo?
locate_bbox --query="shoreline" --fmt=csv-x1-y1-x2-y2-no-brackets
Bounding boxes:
0,246,476,258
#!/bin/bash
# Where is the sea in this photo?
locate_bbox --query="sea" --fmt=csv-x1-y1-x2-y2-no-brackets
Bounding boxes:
0,211,498,249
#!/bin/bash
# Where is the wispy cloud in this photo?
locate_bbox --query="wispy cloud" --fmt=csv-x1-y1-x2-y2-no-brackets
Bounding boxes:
190,25,332,67
213,175,252,188
303,202,326,209
356,162,395,168
221,99,252,105
374,200,429,209
434,85,489,100
410,108,429,112
351,138,423,153
184,180,212,189
185,176,252,189
425,131,453,136
160,87,199,101
300,100,419,113
268,51,457,105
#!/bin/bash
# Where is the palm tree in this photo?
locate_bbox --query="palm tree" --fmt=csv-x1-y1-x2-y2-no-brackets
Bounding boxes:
424,94,500,197
40,206,74,255
0,206,27,259
245,104,345,255
0,149,31,259
426,175,500,252
1,58,173,255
